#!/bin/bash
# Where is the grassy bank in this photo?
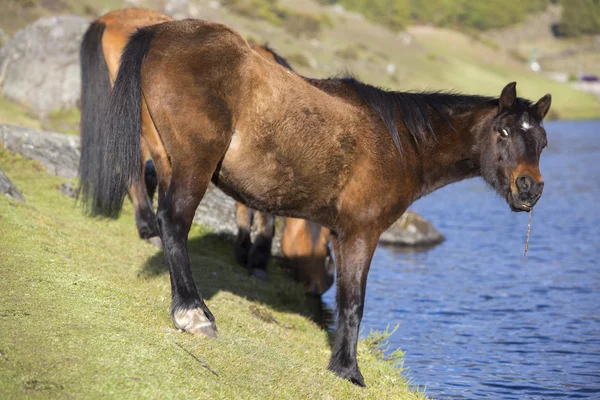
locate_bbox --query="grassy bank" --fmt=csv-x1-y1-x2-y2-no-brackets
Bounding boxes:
0,148,423,399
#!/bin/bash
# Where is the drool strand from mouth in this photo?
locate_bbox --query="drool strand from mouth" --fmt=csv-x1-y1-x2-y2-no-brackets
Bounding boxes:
523,209,533,262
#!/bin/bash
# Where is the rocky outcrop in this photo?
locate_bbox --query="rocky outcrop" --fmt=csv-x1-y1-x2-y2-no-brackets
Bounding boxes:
0,168,23,202
379,211,444,247
0,125,80,179
0,123,443,248
0,16,88,118
193,183,239,236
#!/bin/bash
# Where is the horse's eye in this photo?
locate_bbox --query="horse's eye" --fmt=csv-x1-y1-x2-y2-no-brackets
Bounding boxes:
500,128,509,138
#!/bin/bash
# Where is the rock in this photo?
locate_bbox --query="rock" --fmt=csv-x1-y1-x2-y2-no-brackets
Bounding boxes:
164,0,203,19
0,124,80,179
0,168,23,202
193,183,238,236
0,16,88,118
58,182,77,198
379,211,444,247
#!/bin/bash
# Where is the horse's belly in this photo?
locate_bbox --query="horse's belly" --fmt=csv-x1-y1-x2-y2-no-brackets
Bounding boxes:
218,128,337,218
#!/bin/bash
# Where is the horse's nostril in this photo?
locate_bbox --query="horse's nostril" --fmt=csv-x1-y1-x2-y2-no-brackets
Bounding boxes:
516,175,533,192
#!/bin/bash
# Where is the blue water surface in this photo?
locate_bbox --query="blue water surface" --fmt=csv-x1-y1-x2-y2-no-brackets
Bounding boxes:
323,120,600,399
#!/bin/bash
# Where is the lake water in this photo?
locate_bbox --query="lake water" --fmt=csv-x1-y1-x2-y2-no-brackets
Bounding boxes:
323,120,600,399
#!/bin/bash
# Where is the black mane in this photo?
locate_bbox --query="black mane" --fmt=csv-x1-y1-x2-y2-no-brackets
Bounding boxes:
342,77,499,152
262,44,294,71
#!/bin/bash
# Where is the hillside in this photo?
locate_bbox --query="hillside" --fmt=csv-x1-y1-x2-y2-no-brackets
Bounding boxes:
485,5,600,79
0,148,424,398
0,0,599,125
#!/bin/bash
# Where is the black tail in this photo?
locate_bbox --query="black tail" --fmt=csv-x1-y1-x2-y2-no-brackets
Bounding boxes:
78,20,111,214
92,26,157,218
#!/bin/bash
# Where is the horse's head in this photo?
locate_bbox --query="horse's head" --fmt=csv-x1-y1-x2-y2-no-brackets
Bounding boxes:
478,82,551,212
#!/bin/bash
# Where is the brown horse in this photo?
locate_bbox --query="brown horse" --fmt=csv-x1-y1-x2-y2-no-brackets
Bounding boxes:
79,8,333,294
90,19,550,386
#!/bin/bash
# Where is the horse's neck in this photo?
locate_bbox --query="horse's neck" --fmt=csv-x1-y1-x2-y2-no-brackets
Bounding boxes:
410,105,496,201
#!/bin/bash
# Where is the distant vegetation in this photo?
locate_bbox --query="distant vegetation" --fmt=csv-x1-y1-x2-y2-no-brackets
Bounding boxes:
316,0,599,35
556,0,600,36
221,0,333,37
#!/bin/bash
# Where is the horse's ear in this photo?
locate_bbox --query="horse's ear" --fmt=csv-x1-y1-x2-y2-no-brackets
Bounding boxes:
532,94,552,120
499,82,517,112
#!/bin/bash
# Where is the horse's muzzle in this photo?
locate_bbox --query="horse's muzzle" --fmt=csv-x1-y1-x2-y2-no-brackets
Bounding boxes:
509,175,544,212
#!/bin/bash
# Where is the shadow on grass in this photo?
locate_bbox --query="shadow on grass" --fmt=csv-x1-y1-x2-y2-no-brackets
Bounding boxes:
140,232,335,333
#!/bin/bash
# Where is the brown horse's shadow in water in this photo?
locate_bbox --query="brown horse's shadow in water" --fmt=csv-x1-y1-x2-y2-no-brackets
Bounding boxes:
140,232,335,333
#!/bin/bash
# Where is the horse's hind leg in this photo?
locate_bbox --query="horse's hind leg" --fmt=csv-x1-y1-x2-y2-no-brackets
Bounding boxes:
247,211,274,280
149,117,231,336
156,168,218,337
234,203,254,267
129,139,159,242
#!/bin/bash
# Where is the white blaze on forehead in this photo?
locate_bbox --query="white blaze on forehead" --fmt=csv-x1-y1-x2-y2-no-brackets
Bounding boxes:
521,112,531,131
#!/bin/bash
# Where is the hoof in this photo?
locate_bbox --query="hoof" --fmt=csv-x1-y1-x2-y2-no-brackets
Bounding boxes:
330,364,366,387
250,268,268,281
173,308,218,338
146,236,163,249
137,219,159,240
350,373,366,387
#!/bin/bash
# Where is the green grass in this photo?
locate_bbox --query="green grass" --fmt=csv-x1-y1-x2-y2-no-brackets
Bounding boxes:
0,148,423,399
0,96,42,130
0,97,81,134
408,27,600,120
45,107,80,135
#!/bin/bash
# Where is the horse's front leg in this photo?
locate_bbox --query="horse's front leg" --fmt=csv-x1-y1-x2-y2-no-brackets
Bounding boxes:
156,174,217,337
328,231,378,386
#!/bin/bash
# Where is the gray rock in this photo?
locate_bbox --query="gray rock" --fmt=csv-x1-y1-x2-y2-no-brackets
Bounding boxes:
379,211,444,247
0,15,88,118
0,168,24,202
0,124,80,179
164,0,204,19
193,183,238,236
58,182,77,198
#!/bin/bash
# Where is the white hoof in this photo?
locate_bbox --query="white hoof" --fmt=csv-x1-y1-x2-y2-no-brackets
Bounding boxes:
146,236,163,249
173,308,217,338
